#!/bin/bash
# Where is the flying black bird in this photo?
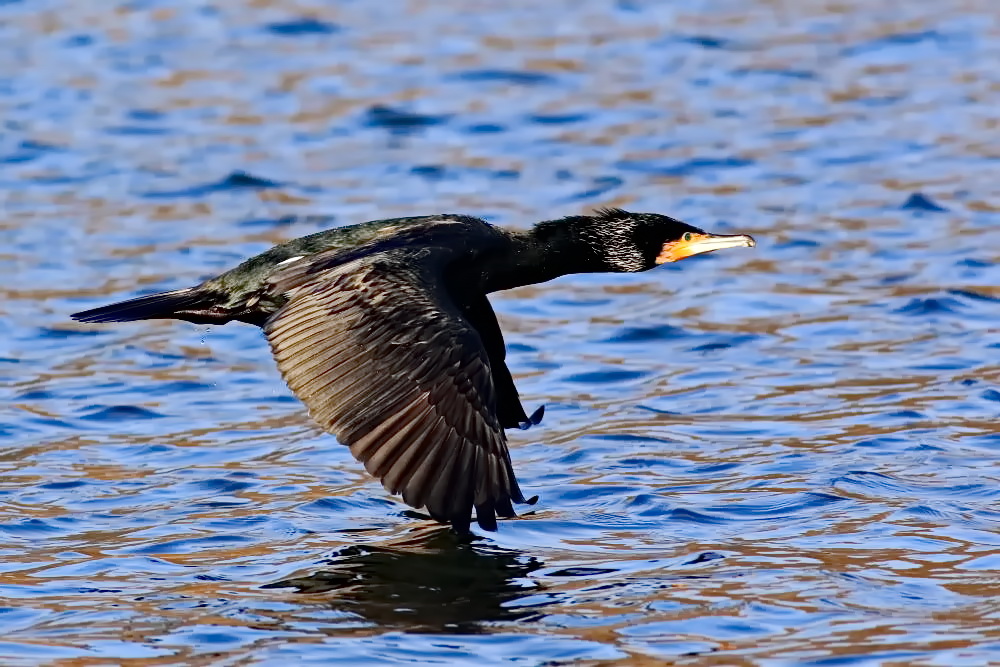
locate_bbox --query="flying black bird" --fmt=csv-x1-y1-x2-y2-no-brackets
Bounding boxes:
72,208,755,531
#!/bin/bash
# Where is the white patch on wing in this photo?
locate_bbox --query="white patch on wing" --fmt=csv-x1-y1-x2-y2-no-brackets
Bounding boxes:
277,255,304,267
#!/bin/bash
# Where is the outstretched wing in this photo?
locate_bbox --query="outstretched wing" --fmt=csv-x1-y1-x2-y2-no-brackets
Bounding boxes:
264,248,530,531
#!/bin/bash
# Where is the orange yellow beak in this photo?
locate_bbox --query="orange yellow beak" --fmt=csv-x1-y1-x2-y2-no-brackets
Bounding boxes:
655,232,756,264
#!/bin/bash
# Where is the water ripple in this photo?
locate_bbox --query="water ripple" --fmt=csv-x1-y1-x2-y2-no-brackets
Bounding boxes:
264,18,341,36
1,0,998,664
141,170,283,198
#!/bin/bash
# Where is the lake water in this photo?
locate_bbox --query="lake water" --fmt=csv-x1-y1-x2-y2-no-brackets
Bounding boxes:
2,0,999,664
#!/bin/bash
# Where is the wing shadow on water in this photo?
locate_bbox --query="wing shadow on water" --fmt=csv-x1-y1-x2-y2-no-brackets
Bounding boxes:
262,526,547,633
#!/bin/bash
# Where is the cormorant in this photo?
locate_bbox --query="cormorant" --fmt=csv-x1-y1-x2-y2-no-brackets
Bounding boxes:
72,208,755,531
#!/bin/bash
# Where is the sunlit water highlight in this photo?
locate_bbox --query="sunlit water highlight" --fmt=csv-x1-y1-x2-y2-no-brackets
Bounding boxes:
1,0,998,664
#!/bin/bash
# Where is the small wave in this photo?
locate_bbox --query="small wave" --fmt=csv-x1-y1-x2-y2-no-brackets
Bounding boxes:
264,18,341,36
141,171,282,198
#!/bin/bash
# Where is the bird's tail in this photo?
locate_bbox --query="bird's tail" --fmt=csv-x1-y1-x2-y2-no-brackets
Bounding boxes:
71,287,219,324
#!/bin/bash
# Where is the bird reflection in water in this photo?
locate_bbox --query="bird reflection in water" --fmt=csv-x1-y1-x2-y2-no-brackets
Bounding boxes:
262,527,547,632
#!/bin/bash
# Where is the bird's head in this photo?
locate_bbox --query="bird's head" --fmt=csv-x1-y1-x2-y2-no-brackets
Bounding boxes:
588,207,756,272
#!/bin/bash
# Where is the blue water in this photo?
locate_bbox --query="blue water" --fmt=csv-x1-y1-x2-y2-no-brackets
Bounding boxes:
2,0,999,664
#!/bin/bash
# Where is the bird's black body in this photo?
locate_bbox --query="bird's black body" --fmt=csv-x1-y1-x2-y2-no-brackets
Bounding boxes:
73,208,754,531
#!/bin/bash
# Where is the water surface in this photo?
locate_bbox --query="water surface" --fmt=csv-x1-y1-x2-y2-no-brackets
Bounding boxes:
2,0,999,664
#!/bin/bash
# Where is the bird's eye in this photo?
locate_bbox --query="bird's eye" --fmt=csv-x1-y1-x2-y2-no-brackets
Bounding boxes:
682,232,692,242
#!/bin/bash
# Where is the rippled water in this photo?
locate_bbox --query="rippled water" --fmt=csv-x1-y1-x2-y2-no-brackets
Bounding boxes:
3,0,999,664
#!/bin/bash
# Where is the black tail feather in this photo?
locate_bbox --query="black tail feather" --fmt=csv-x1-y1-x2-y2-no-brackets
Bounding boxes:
71,288,214,323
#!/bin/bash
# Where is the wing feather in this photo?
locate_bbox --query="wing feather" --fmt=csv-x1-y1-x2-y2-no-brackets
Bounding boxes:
264,249,531,531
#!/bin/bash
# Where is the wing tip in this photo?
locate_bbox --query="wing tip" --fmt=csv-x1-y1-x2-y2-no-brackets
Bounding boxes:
517,404,545,430
474,511,498,532
449,513,473,534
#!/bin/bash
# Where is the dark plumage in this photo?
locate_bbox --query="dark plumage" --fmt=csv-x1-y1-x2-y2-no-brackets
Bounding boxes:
72,208,755,531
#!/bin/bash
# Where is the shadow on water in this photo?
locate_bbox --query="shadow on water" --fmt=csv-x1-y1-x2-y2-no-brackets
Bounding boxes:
263,528,546,633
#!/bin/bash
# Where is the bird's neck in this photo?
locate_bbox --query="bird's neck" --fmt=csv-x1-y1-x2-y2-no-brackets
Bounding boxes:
480,217,613,293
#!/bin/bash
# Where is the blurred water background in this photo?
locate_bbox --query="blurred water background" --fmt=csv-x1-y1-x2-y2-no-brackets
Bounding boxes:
2,0,999,664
